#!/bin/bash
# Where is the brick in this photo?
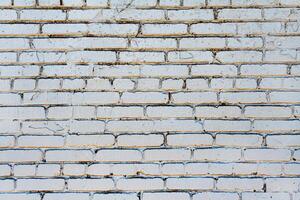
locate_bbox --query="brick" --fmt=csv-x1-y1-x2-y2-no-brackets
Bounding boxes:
95,149,142,161
43,193,90,200
244,106,291,118
217,178,264,191
220,92,267,103
46,150,93,162
168,9,214,21
68,179,114,191
267,135,300,147
172,92,217,104
110,0,157,8
117,134,164,147
191,23,236,35
117,178,164,191
131,38,177,50
142,24,188,36
266,178,300,192
20,10,66,20
162,79,184,90
66,135,115,147
144,149,190,161
244,149,291,161
168,51,213,63
204,120,251,132
253,120,300,132
194,193,239,200
0,179,14,192
14,165,35,176
242,193,290,200
94,194,138,200
63,164,85,176
143,193,190,200
147,106,193,118
195,106,241,118
113,79,135,90
97,106,143,119
36,164,60,177
119,52,165,63
141,65,189,77
0,194,40,200
166,178,214,190
191,65,237,76
180,38,226,49
218,9,262,20
167,134,213,147
216,134,262,147
86,164,110,176
121,92,168,104
39,0,61,6
0,136,15,147
193,148,241,162
18,136,64,148
0,165,11,176
16,179,65,191
72,92,119,105
0,150,42,163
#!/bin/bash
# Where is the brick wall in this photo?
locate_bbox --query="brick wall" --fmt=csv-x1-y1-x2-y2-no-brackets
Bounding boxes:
0,0,300,199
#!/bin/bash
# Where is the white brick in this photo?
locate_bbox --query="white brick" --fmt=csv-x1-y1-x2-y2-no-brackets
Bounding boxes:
242,193,290,200
14,0,35,6
168,51,213,63
193,148,241,162
68,179,114,191
95,149,142,161
167,134,213,147
142,24,188,36
143,193,190,200
219,9,262,20
191,23,236,35
0,150,42,163
44,193,90,200
162,79,184,90
195,106,241,118
0,180,14,192
121,92,168,104
113,79,135,90
194,192,239,200
141,65,189,77
18,136,64,148
266,178,300,192
94,194,138,200
63,0,84,6
0,194,40,200
220,92,267,103
97,106,143,119
168,9,214,21
244,149,291,161
63,164,85,176
16,179,65,191
166,178,214,190
46,150,93,162
191,65,237,76
117,178,164,191
20,10,66,20
204,120,251,132
39,0,60,6
245,106,291,118
117,134,164,147
87,164,110,176
66,135,115,147
216,134,262,147
119,52,165,63
62,79,85,90
147,106,193,118
0,165,11,176
217,178,264,191
172,92,218,104
14,165,35,176
0,136,15,147
267,135,300,147
144,149,190,161
36,164,60,177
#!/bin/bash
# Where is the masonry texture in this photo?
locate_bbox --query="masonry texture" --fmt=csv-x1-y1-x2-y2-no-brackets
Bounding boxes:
0,0,300,199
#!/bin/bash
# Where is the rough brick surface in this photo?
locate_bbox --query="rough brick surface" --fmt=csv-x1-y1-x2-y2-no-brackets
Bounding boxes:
0,0,299,199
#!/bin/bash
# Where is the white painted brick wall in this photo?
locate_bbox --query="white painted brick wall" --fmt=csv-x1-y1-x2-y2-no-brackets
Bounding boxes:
0,0,299,199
